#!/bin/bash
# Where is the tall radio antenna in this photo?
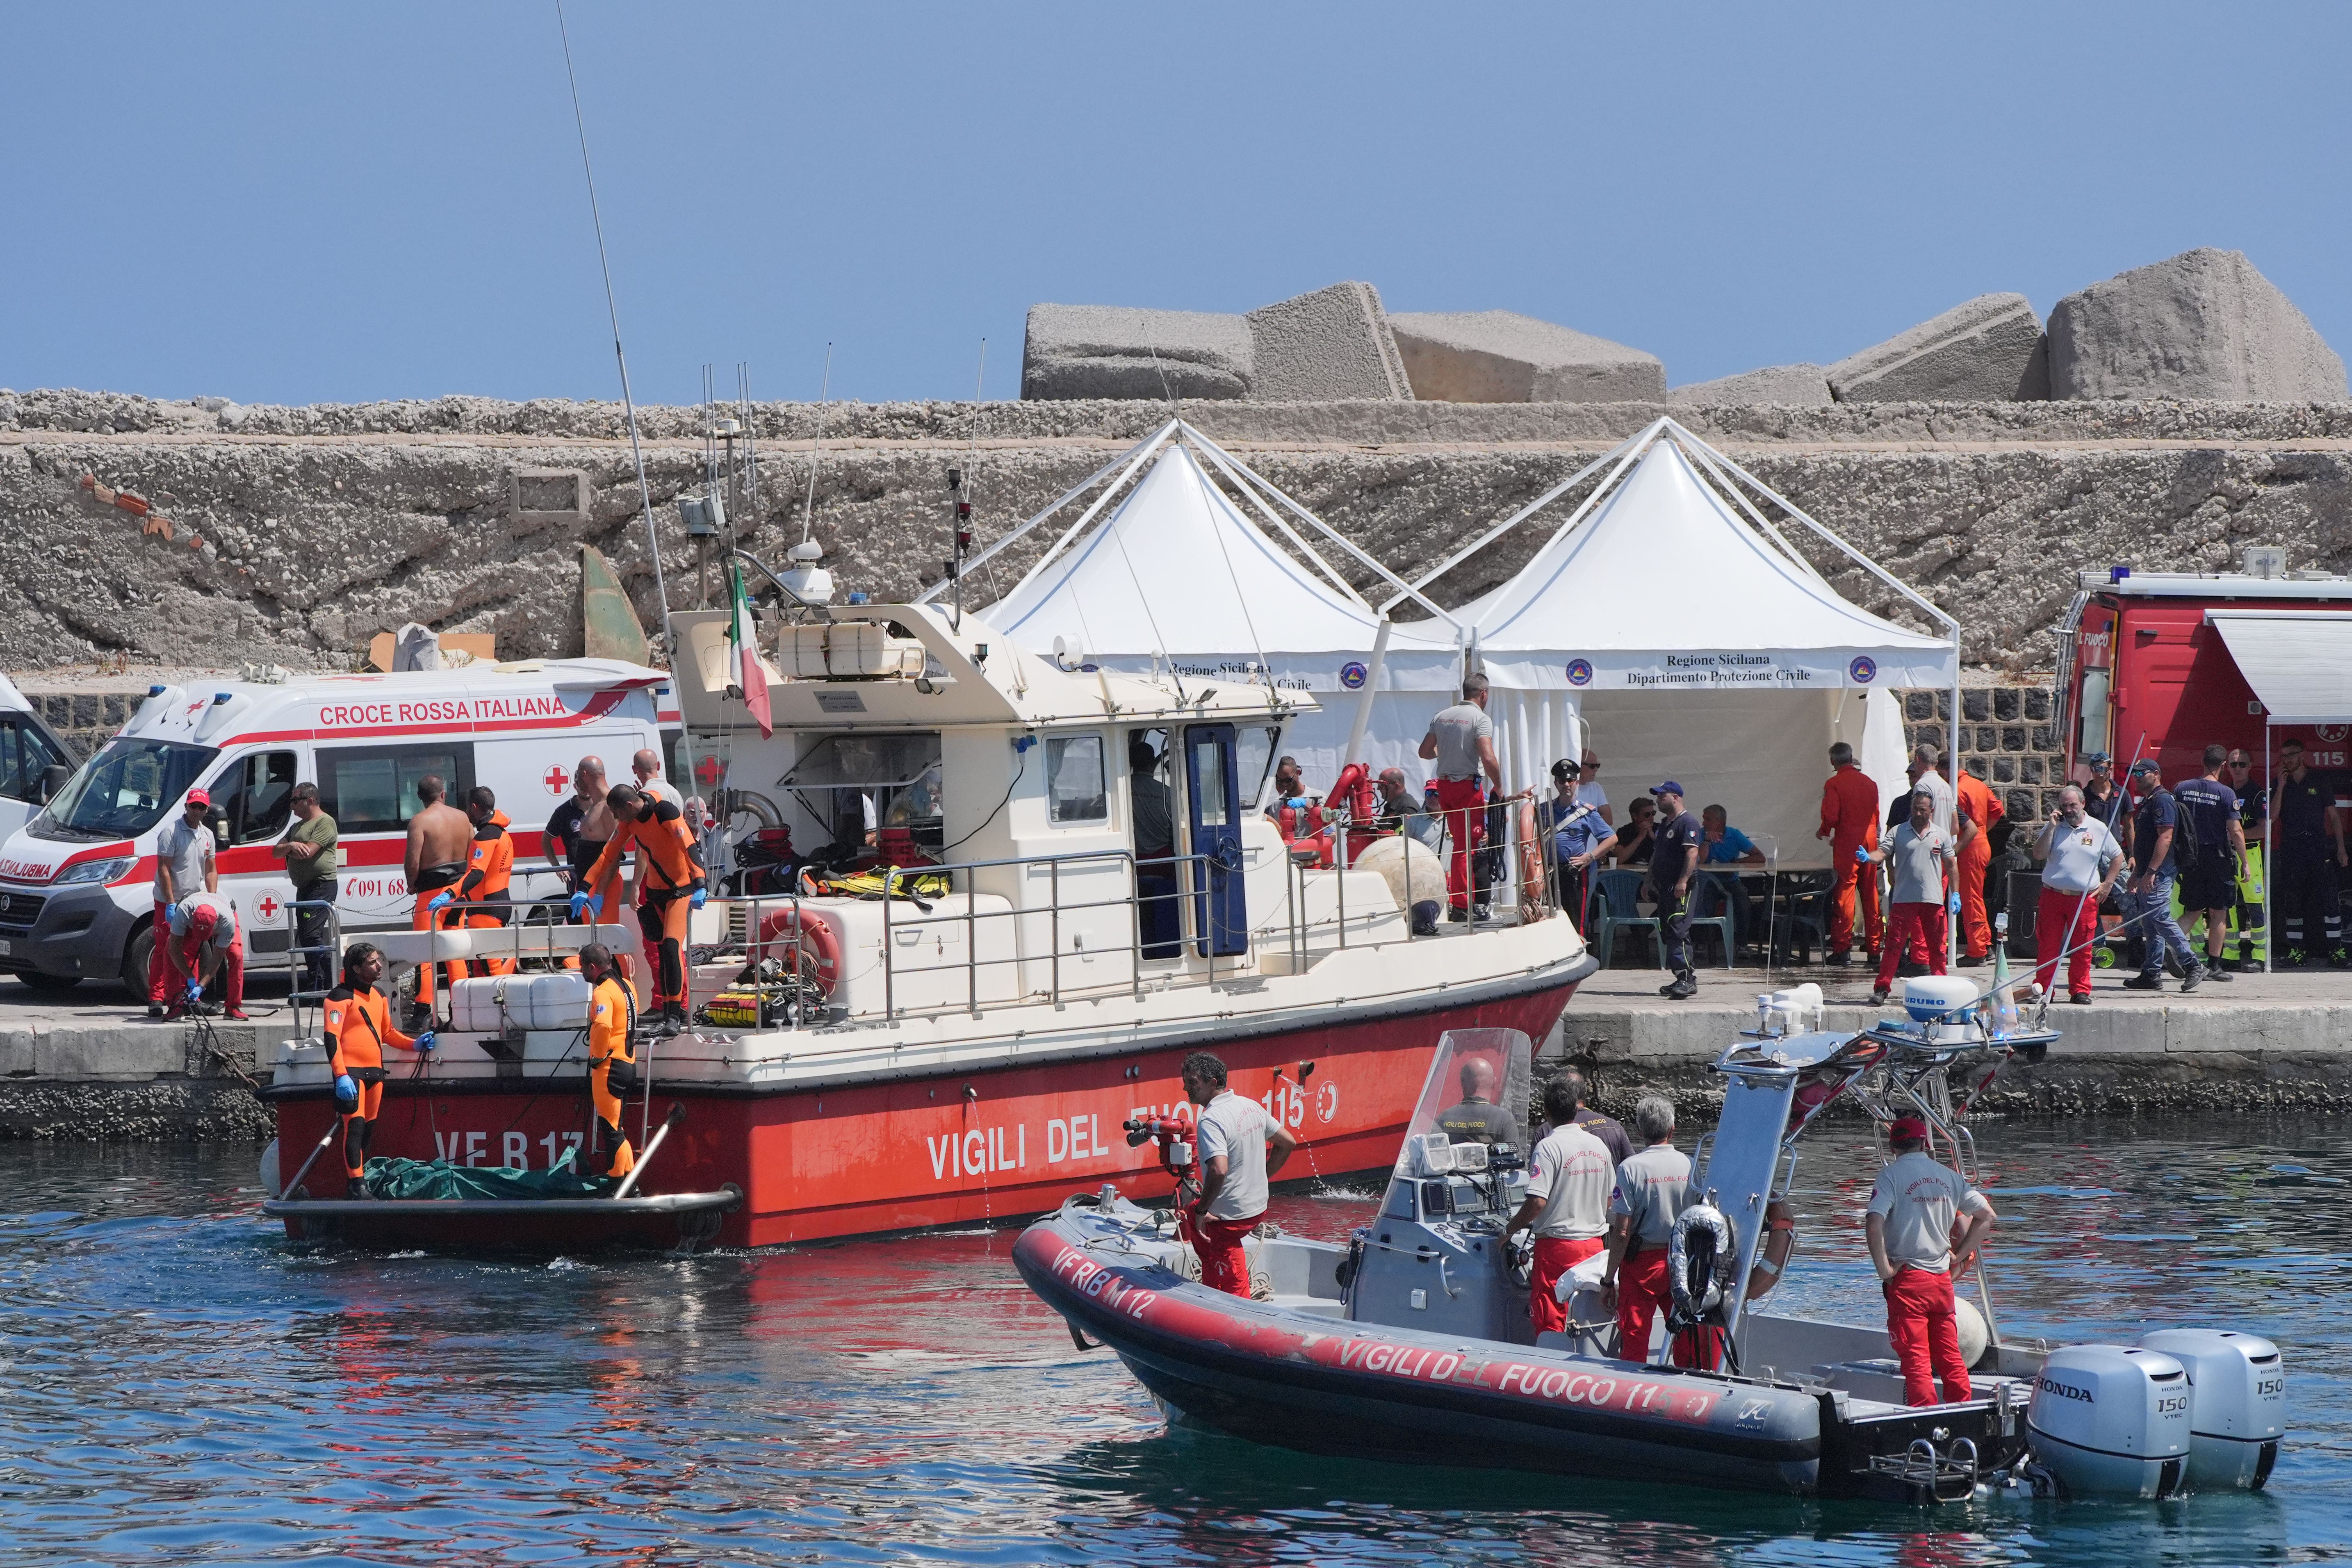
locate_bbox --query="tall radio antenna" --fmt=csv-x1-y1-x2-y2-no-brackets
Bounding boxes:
556,2,670,647
800,342,834,545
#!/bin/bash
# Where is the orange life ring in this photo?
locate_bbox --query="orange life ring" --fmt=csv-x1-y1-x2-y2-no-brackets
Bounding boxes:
755,907,842,998
1515,798,1547,920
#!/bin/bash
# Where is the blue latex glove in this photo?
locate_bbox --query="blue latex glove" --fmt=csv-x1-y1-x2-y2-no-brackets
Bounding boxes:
1853,846,1870,864
690,887,707,910
570,891,602,923
413,1030,438,1054
185,978,204,1001
333,1072,358,1109
166,903,189,936
427,890,456,913
1948,891,1963,915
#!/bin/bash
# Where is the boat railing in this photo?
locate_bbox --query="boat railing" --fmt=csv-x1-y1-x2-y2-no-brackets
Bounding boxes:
280,896,344,1038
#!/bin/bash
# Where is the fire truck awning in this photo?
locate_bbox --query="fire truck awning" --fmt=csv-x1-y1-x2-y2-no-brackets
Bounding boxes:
2207,610,2352,724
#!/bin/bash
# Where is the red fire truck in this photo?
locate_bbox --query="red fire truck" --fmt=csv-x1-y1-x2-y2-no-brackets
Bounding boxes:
2052,545,2352,966
2056,547,2352,781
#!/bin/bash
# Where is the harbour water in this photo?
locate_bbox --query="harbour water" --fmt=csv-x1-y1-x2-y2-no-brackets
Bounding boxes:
0,1116,2344,1565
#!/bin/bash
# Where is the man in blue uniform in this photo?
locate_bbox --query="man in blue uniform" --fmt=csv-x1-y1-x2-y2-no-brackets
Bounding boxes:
2272,738,2347,966
1647,782,1705,1001
2226,750,2269,970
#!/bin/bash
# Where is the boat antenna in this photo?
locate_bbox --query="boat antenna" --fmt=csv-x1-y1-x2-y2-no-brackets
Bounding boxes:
737,361,761,549
966,337,1007,608
800,342,833,545
555,1,669,656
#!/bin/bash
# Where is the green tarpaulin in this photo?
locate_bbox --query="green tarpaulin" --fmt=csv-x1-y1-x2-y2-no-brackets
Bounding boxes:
362,1156,619,1201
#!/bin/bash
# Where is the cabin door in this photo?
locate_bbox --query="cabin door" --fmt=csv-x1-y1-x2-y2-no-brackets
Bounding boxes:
1182,723,1247,957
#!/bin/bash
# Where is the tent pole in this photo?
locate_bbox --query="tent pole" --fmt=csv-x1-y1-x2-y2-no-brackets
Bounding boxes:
1343,618,1391,773
1950,658,1962,970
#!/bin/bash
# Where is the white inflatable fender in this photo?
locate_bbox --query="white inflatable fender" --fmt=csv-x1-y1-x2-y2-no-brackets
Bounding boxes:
1353,834,1445,914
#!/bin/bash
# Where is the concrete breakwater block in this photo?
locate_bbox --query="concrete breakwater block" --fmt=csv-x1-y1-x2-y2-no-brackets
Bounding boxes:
1828,292,2051,403
1667,362,1833,406
1021,305,1254,401
1388,310,1665,403
2048,248,2348,402
1245,281,1414,402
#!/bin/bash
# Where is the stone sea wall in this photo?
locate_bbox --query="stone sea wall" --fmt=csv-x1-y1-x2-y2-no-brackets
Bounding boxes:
3,390,2350,679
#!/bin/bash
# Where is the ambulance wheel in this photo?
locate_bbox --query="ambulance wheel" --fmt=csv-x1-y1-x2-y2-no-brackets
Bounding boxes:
121,925,156,995
16,971,81,994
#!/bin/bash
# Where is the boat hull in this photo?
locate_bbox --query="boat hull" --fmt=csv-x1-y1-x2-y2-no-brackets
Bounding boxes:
264,968,1581,1248
1012,1213,1826,1494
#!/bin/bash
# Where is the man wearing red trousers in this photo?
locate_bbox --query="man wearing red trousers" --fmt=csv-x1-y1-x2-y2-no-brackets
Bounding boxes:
1952,762,2004,965
147,788,216,1019
1816,742,1881,966
1600,1094,1718,1368
1181,1051,1296,1297
1419,674,1505,923
1866,1116,1996,1406
1863,789,1957,1006
1508,1076,1616,1336
2031,784,2124,1005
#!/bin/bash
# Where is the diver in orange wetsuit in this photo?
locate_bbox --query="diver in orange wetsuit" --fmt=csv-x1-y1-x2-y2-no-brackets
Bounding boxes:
579,941,637,1181
321,942,431,1196
578,785,707,1035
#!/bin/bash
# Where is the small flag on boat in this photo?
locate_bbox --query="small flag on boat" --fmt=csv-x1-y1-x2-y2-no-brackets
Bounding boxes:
728,559,772,738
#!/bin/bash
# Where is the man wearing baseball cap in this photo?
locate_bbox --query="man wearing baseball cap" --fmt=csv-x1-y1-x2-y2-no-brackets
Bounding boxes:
2124,758,2202,992
164,890,246,1021
1865,1115,1996,1407
148,787,218,1020
1647,781,1704,1001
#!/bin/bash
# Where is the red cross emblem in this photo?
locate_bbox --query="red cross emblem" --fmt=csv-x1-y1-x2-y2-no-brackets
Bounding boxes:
545,765,570,796
695,755,724,786
257,894,280,918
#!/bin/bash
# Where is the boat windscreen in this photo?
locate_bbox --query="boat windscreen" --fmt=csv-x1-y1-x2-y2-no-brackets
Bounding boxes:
780,732,941,791
1392,1028,1532,1174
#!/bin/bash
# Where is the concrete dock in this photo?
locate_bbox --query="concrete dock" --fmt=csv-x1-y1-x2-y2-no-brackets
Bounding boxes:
1560,963,2352,1114
1,959,2346,1137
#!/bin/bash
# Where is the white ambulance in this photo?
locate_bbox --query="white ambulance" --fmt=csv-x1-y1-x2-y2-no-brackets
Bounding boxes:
0,660,680,994
0,674,76,844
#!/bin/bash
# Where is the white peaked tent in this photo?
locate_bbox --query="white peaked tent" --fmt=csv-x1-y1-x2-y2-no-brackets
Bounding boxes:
1393,418,1959,871
938,420,1465,781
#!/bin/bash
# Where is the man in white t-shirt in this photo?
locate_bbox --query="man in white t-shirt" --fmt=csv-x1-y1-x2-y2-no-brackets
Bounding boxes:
1863,789,1957,1005
1182,1051,1297,1297
1507,1076,1616,1335
1865,1115,1996,1406
2031,784,2124,1005
148,788,218,1019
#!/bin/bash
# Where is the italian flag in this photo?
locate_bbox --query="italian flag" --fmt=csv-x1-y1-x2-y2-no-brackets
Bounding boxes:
728,560,772,737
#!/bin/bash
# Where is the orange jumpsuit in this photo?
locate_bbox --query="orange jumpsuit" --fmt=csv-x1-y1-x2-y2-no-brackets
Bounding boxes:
408,860,467,1013
321,983,416,1183
587,973,637,1179
584,802,706,1010
454,811,517,983
1955,772,2003,959
1821,764,1882,958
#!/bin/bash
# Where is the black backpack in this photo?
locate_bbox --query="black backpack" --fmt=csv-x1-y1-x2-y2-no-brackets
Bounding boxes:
2157,786,2200,863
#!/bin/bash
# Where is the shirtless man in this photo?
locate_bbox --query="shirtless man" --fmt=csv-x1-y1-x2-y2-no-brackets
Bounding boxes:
403,774,476,1026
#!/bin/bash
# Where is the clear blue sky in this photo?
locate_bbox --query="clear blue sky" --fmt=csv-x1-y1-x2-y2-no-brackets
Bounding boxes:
6,2,2347,407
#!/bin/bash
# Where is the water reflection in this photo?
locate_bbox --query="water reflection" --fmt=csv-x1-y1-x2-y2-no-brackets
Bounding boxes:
0,1121,2342,1565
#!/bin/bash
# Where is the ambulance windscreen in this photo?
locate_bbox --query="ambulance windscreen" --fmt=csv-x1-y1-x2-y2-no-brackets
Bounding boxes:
1394,1028,1532,1175
33,740,218,839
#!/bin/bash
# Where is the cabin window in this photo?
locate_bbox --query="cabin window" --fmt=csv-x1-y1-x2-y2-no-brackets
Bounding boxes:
215,750,299,843
780,732,943,855
1046,734,1108,825
1237,723,1282,810
318,743,474,834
